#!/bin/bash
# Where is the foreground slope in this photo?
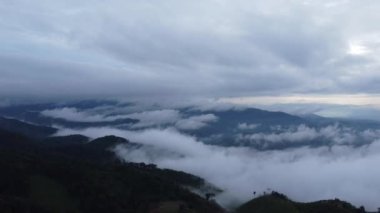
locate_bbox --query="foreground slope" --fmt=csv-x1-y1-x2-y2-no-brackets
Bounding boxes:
0,129,224,213
236,192,365,213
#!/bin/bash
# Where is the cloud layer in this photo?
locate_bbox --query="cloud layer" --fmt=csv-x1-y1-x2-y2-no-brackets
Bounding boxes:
56,126,380,211
237,124,373,145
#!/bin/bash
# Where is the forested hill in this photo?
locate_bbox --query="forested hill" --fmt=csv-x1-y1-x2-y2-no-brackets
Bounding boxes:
0,127,224,213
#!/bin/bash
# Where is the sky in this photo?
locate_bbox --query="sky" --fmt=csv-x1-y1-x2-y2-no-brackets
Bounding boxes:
1,0,380,108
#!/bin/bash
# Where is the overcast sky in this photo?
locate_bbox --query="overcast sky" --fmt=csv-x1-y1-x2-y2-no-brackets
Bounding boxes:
1,0,380,106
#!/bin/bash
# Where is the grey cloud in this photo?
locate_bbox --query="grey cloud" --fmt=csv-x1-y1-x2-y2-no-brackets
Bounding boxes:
239,124,319,143
41,107,133,122
126,110,181,128
41,107,106,122
40,107,182,127
237,123,260,130
175,114,218,130
41,105,218,130
2,0,380,99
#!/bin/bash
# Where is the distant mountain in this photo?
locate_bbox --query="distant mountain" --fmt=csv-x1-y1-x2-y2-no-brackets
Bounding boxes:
181,108,310,147
187,108,308,134
0,101,137,129
0,116,56,139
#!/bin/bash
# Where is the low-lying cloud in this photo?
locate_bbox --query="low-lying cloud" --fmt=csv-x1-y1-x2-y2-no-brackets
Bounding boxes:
41,107,128,122
175,114,218,130
126,109,181,128
237,123,260,130
56,126,380,211
42,107,218,130
237,124,379,147
41,107,181,125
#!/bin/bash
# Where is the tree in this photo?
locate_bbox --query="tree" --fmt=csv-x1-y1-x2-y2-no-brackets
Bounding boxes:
205,193,215,201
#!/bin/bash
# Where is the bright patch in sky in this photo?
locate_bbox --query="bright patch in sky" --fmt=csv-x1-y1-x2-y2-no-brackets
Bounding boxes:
221,94,380,107
348,41,370,55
